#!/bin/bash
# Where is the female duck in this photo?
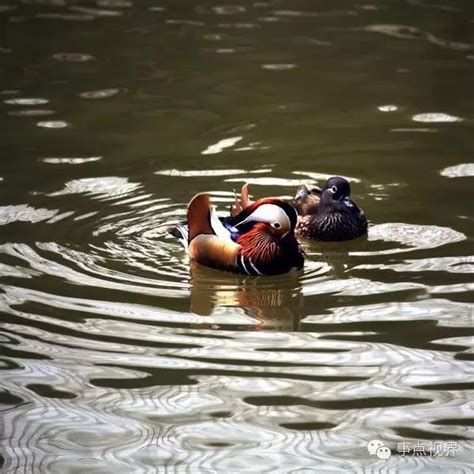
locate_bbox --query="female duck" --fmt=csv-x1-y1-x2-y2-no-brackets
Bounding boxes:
169,192,304,275
293,176,368,241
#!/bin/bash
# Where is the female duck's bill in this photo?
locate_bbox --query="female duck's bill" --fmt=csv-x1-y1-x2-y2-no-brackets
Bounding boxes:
293,176,368,241
169,192,304,276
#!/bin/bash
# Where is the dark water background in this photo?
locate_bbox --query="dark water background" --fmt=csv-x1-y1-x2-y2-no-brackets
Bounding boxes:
1,0,473,472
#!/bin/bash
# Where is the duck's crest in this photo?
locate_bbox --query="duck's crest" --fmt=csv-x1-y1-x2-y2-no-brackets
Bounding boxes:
187,193,212,241
187,193,233,243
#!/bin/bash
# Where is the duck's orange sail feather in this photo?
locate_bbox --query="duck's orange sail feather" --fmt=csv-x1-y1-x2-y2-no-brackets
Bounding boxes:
187,193,240,270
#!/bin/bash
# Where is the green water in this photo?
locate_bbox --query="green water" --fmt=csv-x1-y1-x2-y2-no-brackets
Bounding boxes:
1,0,473,471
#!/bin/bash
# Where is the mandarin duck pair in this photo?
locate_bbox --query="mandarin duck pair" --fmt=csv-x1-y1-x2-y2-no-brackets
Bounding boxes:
169,176,368,276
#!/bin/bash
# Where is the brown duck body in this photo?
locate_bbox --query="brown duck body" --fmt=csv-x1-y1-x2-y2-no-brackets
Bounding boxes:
293,177,368,241
296,207,368,241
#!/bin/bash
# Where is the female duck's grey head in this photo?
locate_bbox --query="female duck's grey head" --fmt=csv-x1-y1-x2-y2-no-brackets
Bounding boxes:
321,176,357,210
323,176,351,200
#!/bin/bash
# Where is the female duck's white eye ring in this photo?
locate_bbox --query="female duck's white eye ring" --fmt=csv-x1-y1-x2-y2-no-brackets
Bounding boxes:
330,185,338,194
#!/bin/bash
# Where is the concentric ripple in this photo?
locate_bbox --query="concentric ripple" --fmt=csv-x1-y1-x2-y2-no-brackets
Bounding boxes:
2,168,473,471
2,165,473,469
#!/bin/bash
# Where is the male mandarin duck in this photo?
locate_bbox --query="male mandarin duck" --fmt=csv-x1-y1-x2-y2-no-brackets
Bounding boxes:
168,191,304,276
293,176,368,241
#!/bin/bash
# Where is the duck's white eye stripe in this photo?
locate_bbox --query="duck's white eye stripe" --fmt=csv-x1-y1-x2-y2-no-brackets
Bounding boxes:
331,186,338,193
242,204,290,229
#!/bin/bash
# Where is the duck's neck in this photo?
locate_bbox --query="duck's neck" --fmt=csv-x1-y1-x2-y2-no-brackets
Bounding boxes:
318,195,346,214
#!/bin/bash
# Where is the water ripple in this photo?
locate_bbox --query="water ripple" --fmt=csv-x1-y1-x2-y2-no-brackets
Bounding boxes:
42,157,102,165
36,120,69,129
52,53,95,62
440,163,474,178
79,88,122,99
364,24,473,52
48,177,141,200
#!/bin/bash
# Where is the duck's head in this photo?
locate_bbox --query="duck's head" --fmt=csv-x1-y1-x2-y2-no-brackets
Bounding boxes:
323,176,351,198
230,197,303,273
229,198,298,241
319,176,357,211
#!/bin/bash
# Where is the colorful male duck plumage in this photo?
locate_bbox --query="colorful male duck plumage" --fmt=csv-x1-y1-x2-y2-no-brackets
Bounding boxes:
169,192,304,276
293,176,368,241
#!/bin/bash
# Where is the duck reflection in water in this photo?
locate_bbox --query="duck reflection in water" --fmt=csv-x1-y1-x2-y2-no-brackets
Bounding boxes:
188,262,303,331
